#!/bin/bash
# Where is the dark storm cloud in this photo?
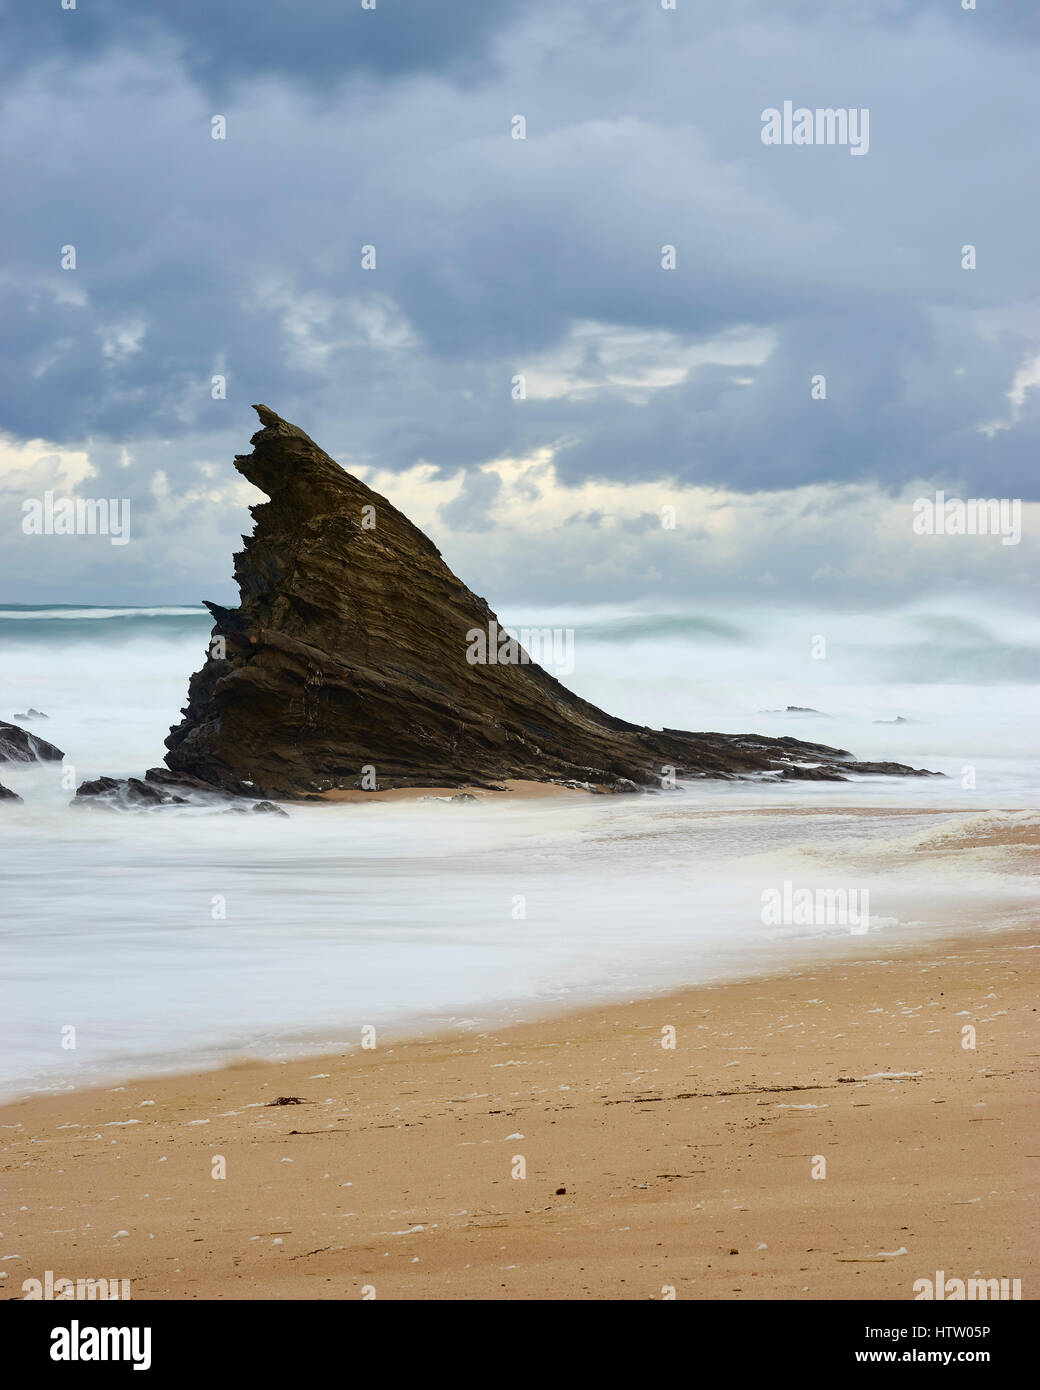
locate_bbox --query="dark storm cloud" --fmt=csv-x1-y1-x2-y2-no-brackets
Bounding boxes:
544,314,1040,499
1,0,1037,605
0,0,525,94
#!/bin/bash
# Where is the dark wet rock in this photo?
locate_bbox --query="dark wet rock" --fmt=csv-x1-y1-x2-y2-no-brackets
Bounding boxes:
722,733,853,760
73,772,287,814
611,777,643,793
160,406,938,797
0,720,64,763
0,782,23,803
774,758,939,781
839,760,940,777
143,765,263,799
124,777,184,806
75,776,123,799
144,766,220,793
777,765,849,782
74,776,187,810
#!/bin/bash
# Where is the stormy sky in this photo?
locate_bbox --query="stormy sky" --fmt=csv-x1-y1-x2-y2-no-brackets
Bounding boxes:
0,0,1036,608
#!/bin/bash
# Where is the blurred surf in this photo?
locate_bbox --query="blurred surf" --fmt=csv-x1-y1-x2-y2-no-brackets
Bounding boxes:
1,601,1036,1099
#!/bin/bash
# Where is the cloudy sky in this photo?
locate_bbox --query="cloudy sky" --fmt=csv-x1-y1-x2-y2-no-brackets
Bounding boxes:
1,0,1036,609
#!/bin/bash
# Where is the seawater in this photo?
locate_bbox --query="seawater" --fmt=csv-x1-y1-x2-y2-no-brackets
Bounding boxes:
1,602,1036,1099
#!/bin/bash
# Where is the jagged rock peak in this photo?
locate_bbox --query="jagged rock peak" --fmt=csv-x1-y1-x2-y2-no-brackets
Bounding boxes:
163,408,936,799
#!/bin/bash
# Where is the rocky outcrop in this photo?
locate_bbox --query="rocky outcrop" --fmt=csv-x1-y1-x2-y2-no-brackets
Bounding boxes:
163,406,937,798
74,774,189,809
0,782,23,803
0,720,64,763
73,767,287,815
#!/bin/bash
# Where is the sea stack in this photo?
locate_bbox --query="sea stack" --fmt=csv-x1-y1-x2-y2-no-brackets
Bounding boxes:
164,406,930,798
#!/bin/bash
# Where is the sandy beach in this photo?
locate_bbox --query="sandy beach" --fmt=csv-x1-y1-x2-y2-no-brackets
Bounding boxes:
2,925,1035,1301
316,778,591,803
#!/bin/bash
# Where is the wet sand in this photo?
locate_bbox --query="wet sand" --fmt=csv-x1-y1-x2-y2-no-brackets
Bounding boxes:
316,778,592,802
2,926,1036,1301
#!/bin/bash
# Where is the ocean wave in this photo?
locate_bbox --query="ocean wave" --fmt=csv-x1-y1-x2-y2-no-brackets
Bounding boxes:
0,606,207,620
901,809,1040,851
575,613,746,643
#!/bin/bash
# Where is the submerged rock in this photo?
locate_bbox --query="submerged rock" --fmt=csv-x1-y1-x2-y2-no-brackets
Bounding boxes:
774,758,939,781
0,782,23,803
0,720,64,763
13,708,48,721
72,767,289,815
224,799,290,816
73,775,188,810
162,406,938,798
778,765,849,782
834,760,939,777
